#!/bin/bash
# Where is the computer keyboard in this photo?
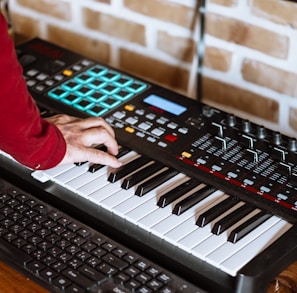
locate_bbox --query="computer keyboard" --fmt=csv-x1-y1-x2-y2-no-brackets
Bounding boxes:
0,177,205,293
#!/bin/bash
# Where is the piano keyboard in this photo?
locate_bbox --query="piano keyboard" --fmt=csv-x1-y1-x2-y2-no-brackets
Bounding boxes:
3,37,297,292
31,148,293,277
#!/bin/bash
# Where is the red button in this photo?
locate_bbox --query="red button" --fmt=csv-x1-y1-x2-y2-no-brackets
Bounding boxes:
165,134,178,142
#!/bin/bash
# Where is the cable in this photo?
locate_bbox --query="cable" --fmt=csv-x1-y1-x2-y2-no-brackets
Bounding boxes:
197,0,206,102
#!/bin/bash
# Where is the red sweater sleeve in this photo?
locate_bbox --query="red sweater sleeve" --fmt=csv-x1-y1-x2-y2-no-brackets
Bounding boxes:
0,14,66,170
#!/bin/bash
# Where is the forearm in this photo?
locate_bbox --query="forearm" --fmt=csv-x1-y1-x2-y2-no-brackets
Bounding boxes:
0,13,66,169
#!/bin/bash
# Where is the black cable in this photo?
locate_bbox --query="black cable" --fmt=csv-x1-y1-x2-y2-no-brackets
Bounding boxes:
197,0,206,102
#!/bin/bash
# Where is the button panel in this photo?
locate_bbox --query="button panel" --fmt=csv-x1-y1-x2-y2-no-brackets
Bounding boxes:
105,95,297,218
106,105,189,149
17,39,149,118
23,62,148,117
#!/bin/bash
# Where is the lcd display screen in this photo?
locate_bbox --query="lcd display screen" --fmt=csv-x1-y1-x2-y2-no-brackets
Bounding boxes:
143,94,187,116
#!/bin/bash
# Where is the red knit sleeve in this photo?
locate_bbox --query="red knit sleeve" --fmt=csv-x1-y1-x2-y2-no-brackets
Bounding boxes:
0,14,66,170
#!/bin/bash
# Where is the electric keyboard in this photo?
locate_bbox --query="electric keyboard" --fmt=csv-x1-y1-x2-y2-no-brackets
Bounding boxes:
0,176,203,293
1,38,297,293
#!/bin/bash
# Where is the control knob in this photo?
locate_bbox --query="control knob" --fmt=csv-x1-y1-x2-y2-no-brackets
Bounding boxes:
202,105,214,117
257,126,267,139
226,114,236,127
288,138,297,152
242,120,251,133
273,132,282,145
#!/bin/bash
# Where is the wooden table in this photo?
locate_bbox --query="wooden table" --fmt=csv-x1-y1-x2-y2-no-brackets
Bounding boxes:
0,261,48,293
0,259,296,293
267,261,297,292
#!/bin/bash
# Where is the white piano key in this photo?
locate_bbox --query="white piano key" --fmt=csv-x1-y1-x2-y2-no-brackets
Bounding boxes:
163,216,197,245
158,188,222,242
220,218,292,276
66,151,138,191
113,172,182,215
206,213,280,267
54,164,90,184
66,166,109,190
119,174,180,227
137,204,172,229
124,173,186,225
190,202,253,259
42,163,74,177
87,179,122,203
177,223,213,252
32,164,74,183
177,194,233,251
90,160,153,205
31,172,50,183
117,150,140,164
125,196,157,225
138,176,201,229
106,189,136,213
78,172,110,196
112,191,140,215
151,191,226,239
98,162,162,209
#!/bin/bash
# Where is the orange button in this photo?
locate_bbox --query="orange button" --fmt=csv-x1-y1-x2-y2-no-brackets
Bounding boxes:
124,104,135,111
181,151,192,159
125,126,135,133
63,69,73,76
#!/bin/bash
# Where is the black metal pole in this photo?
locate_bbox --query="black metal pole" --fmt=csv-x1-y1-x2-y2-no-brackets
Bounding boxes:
197,0,206,102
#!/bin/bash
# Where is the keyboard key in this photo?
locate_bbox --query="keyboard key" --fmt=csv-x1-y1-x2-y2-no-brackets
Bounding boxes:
228,210,272,243
135,168,179,197
157,178,200,208
108,155,151,183
172,185,217,216
211,203,255,235
121,162,164,190
196,197,239,227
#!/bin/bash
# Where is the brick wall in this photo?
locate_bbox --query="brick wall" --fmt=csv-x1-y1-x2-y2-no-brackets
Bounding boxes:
6,0,297,136
203,0,297,137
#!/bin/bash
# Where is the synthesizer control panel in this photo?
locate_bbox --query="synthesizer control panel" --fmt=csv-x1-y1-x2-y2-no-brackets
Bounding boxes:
104,90,297,221
17,38,149,118
16,38,297,222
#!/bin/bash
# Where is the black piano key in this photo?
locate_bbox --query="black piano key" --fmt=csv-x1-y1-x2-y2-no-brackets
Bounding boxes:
135,168,179,197
211,203,255,235
108,156,151,183
88,163,104,173
157,178,201,208
115,146,131,158
75,161,87,167
172,185,217,216
228,211,272,243
196,197,239,227
88,146,130,173
121,162,164,190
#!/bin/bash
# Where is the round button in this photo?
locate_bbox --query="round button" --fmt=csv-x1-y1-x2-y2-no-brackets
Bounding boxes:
273,132,282,145
226,114,236,127
257,126,267,139
242,120,251,133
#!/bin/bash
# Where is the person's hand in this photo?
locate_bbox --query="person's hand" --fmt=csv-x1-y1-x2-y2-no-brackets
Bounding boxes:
45,114,122,168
